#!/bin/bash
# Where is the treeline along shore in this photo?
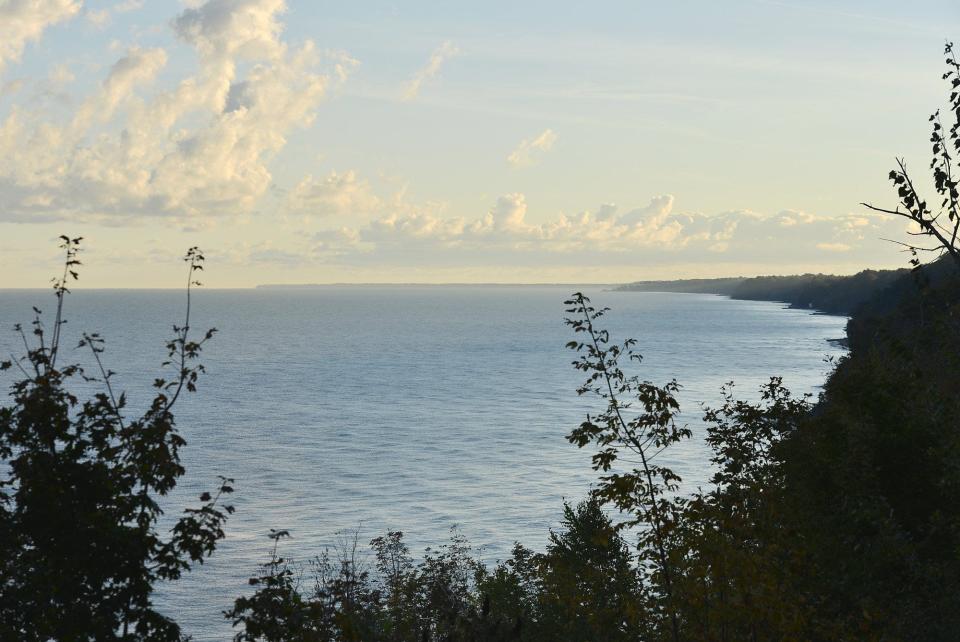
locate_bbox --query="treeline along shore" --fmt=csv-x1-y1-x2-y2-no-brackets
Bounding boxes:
615,268,910,316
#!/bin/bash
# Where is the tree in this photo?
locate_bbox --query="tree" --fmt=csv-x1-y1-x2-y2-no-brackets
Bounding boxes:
863,41,960,269
564,293,690,642
0,237,233,641
536,498,644,641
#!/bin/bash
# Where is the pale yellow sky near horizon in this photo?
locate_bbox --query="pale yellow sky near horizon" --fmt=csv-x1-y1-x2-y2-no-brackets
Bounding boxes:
0,0,957,288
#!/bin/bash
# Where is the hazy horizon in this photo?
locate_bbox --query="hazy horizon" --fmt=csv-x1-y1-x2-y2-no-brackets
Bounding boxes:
0,263,908,291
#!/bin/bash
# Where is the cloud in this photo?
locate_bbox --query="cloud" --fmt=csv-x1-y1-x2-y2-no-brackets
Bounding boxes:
507,128,557,167
172,0,287,62
326,49,360,85
617,194,674,226
47,63,74,86
254,187,914,271
322,192,688,257
85,8,111,28
287,170,382,219
816,242,852,252
401,40,458,101
0,78,26,99
0,0,82,74
80,0,144,28
0,0,340,224
88,46,168,120
113,0,143,12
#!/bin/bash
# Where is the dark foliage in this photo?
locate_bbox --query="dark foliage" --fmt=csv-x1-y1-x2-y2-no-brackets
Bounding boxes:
0,238,232,641
864,42,960,269
616,268,910,316
227,499,642,642
780,268,960,639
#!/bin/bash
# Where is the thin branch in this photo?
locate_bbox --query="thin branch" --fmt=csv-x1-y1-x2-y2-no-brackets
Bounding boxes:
16,326,40,378
877,237,941,252
164,250,201,412
82,334,125,429
8,353,31,379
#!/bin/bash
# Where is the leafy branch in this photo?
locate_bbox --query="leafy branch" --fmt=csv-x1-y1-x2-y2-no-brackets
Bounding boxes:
863,42,960,269
564,292,688,642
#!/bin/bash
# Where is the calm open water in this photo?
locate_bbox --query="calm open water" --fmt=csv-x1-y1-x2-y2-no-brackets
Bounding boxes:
0,286,846,640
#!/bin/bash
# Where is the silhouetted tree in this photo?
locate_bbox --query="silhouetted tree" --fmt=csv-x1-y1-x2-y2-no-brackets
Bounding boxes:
564,293,689,642
864,41,960,268
0,237,232,641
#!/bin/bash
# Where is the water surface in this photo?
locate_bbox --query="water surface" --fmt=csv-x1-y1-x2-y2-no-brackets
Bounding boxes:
0,286,846,640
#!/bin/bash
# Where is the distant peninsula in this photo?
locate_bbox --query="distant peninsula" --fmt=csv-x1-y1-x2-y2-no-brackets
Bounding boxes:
615,269,910,316
256,270,919,317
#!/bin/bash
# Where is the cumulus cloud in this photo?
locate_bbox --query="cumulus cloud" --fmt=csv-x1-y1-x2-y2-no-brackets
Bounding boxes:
0,0,341,224
401,40,458,101
172,0,287,62
261,188,914,270
287,170,382,219
88,46,168,120
322,192,688,257
507,129,557,167
0,0,82,74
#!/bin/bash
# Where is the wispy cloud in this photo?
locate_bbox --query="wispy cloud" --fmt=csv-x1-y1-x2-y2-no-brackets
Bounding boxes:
507,128,557,167
82,0,146,29
816,242,852,252
113,0,144,13
85,8,111,28
401,41,458,101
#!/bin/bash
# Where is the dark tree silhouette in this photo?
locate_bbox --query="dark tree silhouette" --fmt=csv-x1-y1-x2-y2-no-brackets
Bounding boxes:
0,237,233,641
864,42,960,268
564,292,689,642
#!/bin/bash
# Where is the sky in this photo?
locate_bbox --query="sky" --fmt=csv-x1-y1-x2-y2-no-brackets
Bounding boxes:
0,0,958,288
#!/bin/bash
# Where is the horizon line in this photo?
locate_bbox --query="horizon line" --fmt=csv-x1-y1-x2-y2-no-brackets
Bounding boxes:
0,282,618,291
0,266,908,291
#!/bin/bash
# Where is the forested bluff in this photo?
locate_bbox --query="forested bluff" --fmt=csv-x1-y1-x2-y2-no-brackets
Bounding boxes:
615,268,911,316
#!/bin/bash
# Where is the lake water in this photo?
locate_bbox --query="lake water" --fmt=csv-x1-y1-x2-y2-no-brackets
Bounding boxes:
0,286,846,640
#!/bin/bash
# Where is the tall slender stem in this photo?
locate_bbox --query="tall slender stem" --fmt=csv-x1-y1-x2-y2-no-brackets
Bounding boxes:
575,294,680,642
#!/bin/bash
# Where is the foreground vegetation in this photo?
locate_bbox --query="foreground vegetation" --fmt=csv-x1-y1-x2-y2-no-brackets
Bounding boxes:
3,43,960,642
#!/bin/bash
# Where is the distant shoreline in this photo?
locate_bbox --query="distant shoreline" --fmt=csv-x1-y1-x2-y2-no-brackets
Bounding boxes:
0,272,909,317
614,268,910,317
